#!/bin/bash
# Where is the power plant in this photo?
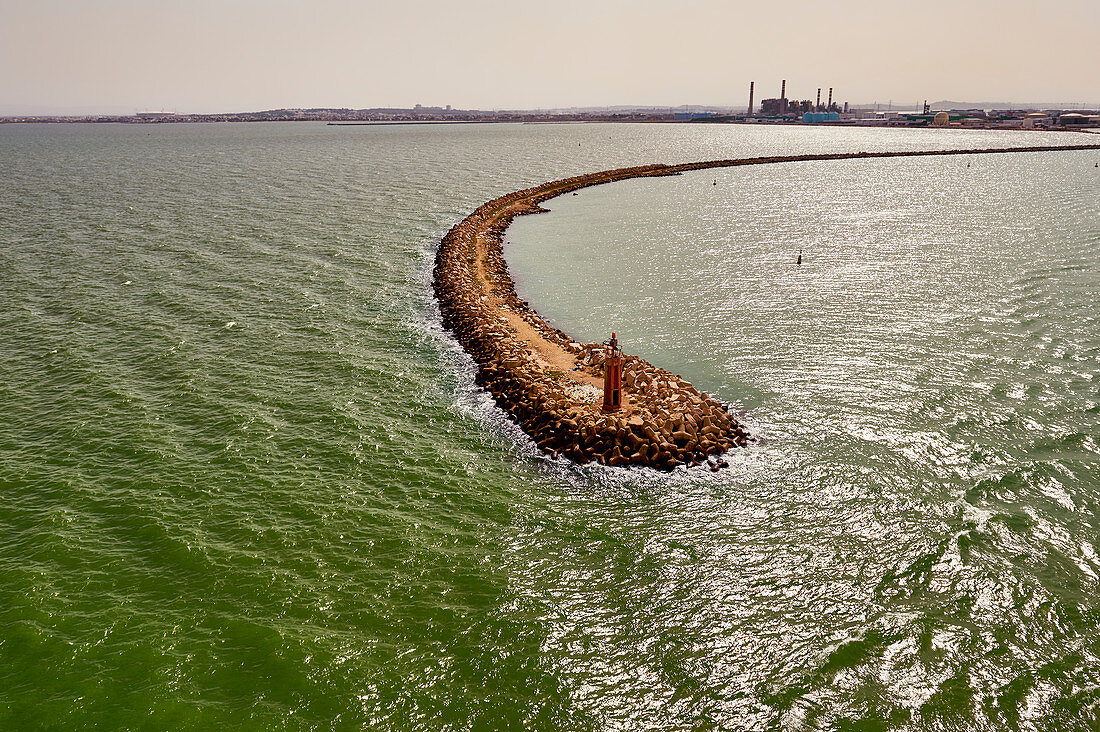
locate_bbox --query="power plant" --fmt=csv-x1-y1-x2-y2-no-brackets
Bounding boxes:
733,78,1087,128
729,81,1093,127
754,79,844,119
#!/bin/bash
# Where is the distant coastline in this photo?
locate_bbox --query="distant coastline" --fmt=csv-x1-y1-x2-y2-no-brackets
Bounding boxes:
4,105,1100,132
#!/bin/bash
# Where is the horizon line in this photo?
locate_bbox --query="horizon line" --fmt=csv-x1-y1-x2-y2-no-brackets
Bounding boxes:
5,99,1100,119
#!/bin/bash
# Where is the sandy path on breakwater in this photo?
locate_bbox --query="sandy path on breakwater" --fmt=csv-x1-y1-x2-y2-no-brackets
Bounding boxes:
471,196,609,395
435,143,1100,469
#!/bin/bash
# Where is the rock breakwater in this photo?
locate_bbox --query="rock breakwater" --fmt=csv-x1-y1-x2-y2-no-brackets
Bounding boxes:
433,143,1100,470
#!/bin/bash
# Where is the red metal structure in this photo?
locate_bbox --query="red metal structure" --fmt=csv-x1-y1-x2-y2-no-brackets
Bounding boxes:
603,333,622,412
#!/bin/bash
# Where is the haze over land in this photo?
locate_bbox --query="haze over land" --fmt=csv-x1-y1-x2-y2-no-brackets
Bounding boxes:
2,0,1098,115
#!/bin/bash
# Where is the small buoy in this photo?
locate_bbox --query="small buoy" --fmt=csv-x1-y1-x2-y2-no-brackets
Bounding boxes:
797,249,802,266
713,179,717,185
967,162,971,167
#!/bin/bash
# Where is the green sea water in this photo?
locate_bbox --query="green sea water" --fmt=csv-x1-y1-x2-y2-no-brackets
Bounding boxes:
1,122,1098,729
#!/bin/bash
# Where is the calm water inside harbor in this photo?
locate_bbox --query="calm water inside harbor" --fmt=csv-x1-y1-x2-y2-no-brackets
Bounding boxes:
1,122,1098,729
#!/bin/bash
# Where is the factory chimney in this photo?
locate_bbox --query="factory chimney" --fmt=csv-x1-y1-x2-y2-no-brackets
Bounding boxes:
816,88,821,111
748,81,754,116
781,79,787,113
828,87,833,111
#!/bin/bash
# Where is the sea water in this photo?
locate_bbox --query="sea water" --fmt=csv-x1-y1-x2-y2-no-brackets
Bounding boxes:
1,121,1097,729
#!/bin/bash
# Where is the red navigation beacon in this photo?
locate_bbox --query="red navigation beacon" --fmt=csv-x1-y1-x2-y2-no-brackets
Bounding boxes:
602,332,622,413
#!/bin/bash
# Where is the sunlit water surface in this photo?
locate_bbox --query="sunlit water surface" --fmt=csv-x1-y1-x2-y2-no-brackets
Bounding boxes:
1,122,1098,729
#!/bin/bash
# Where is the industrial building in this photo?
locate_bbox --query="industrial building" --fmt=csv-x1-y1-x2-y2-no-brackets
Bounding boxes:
748,80,844,119
736,79,1099,130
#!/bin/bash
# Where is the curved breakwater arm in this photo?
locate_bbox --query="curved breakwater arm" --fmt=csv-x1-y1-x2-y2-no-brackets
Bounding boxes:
432,143,1100,470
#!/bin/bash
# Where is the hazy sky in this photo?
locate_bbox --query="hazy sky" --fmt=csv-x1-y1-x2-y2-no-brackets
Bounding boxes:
2,0,1098,114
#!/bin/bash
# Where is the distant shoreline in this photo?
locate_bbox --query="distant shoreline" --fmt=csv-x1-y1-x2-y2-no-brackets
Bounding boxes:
4,111,1099,133
4,118,1097,136
328,120,506,126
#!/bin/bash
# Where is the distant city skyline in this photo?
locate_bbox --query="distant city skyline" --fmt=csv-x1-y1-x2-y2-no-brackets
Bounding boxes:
2,0,1098,116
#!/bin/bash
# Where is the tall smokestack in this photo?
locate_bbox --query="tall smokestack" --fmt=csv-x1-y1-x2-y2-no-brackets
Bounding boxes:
828,87,833,110
816,88,821,110
781,79,787,113
748,81,754,116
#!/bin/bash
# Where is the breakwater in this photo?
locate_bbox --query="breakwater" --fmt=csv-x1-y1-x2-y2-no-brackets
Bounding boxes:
433,143,1100,470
